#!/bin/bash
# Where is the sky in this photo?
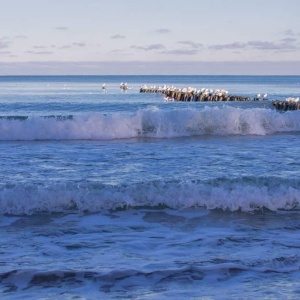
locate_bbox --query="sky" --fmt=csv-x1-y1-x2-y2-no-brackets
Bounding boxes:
1,0,300,75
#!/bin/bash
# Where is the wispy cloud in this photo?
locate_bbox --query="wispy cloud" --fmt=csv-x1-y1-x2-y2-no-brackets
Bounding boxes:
131,44,165,51
111,34,126,39
155,28,172,34
0,36,27,49
111,49,124,53
0,51,11,54
159,49,199,55
14,35,27,39
248,40,296,50
157,41,203,55
110,49,133,56
55,26,69,31
177,41,203,49
0,37,11,49
72,42,86,47
281,29,299,37
0,41,9,49
33,45,48,49
209,39,298,51
280,37,297,43
1,35,28,49
57,42,86,49
25,50,53,55
58,45,71,49
209,42,246,50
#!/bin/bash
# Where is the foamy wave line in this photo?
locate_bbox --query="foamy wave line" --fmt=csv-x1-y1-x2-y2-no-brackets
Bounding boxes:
0,106,299,140
0,177,299,215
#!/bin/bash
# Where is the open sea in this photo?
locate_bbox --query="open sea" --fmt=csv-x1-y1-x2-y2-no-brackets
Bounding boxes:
0,75,300,299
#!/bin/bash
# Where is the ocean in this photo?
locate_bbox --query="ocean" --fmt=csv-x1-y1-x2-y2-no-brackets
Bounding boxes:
0,75,300,299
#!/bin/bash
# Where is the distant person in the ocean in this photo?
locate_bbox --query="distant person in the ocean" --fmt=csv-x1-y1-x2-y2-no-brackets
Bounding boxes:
102,83,107,93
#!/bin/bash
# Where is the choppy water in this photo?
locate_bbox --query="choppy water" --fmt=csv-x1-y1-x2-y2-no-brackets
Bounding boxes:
0,75,300,299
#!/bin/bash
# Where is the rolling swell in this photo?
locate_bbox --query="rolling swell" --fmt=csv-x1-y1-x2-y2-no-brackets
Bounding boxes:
0,106,299,141
2,257,300,293
0,177,299,215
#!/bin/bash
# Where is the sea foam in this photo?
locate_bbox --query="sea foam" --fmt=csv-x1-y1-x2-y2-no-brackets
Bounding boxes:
0,106,299,141
0,177,299,215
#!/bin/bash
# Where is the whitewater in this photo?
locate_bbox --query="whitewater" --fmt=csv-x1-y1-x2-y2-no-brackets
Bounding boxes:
0,75,300,299
0,106,300,140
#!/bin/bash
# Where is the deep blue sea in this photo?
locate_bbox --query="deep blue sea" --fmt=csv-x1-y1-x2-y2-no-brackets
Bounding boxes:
0,75,300,299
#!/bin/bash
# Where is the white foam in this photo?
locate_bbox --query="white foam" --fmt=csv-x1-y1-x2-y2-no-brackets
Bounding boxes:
0,107,299,141
0,178,299,215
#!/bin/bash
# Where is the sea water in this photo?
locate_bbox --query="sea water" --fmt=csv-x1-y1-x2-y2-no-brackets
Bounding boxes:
0,75,300,299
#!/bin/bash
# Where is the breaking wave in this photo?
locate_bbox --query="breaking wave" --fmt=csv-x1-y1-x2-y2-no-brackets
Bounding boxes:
0,177,299,215
0,106,299,141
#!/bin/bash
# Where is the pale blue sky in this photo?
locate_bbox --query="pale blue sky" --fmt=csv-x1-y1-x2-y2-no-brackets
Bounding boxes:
1,0,300,74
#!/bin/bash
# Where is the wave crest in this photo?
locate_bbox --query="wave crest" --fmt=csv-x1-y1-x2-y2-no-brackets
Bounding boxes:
0,107,299,140
0,177,299,215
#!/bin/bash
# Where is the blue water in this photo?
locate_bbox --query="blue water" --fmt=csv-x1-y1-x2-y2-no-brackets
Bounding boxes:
0,75,300,299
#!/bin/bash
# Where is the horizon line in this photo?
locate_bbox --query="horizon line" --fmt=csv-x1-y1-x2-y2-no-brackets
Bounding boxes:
1,74,300,76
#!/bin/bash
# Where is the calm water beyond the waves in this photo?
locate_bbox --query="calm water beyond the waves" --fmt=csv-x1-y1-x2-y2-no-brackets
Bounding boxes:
0,75,300,299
